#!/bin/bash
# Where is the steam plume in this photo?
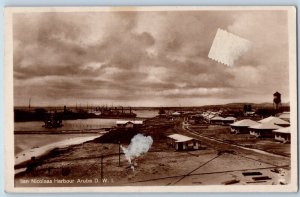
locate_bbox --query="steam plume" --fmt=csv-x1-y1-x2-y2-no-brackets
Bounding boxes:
121,134,153,170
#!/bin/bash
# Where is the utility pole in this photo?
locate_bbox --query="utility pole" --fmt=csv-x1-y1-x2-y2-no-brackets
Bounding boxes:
100,155,103,183
118,141,121,166
28,98,31,112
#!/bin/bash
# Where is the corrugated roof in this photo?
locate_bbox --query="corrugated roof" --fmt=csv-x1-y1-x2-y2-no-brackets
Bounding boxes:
168,134,194,142
231,119,258,127
250,122,282,130
116,120,143,125
258,116,289,125
273,127,290,134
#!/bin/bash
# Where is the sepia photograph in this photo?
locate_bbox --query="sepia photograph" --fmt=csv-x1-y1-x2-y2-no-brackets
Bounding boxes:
4,6,297,192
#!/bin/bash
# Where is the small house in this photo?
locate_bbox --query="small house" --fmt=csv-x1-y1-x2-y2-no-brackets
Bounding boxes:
278,112,290,122
273,127,290,143
222,117,237,125
244,111,256,116
210,116,224,124
171,112,181,116
249,122,282,138
167,134,200,151
258,116,290,127
207,114,215,120
230,119,258,134
116,120,143,129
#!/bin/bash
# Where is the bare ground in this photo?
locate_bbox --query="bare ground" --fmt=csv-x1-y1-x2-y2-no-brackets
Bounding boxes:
14,118,291,187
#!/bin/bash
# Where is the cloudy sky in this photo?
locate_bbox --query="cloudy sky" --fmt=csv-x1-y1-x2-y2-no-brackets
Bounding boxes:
13,10,289,107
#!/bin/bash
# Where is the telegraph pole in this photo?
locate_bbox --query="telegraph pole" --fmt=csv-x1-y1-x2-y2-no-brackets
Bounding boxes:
28,98,31,112
100,155,103,183
118,141,121,166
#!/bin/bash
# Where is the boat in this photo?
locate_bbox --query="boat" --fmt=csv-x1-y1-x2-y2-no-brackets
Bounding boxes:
43,112,63,128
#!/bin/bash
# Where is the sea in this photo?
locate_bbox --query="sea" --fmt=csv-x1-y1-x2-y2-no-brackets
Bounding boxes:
14,109,158,163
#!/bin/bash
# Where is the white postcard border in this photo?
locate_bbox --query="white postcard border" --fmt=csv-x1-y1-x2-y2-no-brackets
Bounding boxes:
4,6,298,193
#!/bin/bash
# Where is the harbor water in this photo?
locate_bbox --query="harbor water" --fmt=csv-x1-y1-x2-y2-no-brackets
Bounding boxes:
14,109,158,166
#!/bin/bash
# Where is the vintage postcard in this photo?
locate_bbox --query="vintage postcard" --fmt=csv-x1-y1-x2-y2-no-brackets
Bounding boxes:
4,6,297,192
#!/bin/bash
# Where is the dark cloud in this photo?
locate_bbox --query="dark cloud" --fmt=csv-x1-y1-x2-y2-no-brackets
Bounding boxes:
13,10,289,106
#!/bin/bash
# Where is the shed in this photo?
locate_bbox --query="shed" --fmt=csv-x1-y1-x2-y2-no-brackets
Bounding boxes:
249,122,282,138
167,134,200,151
273,127,290,143
230,119,258,134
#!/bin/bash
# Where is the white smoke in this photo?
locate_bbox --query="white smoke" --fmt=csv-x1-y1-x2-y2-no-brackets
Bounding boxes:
121,134,153,170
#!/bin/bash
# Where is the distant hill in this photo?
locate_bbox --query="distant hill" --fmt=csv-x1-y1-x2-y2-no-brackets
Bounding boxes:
198,102,290,110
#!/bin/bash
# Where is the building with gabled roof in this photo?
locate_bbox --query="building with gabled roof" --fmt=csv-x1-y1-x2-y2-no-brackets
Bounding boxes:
210,116,224,124
258,116,290,126
167,134,201,151
278,112,290,122
116,120,143,128
249,122,282,138
230,119,258,134
222,116,237,125
273,127,290,143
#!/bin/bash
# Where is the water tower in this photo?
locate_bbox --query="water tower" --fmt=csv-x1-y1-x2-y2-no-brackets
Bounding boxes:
273,91,281,110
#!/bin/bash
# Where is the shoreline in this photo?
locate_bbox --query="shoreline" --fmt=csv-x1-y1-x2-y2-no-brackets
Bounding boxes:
14,116,152,134
14,129,109,135
14,116,147,123
15,134,102,168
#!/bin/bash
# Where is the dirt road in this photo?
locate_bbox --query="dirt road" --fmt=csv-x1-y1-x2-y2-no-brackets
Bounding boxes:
182,122,288,159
